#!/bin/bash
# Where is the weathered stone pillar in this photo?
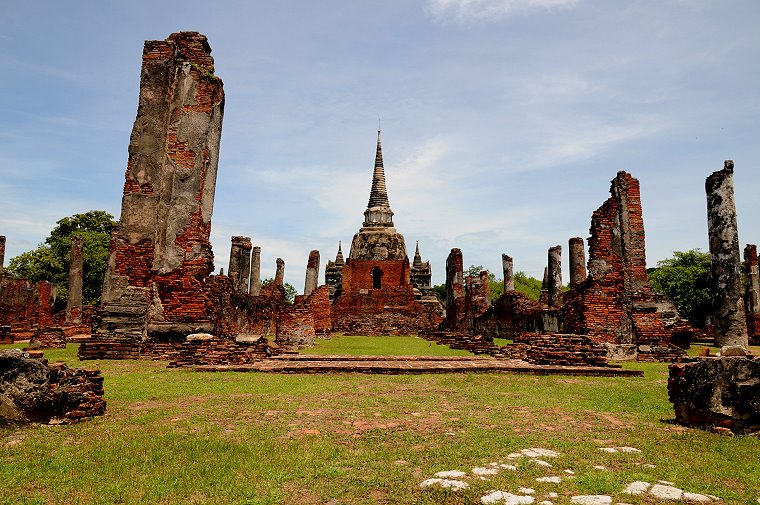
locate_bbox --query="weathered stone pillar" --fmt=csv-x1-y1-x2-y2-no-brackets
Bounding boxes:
274,258,285,286
502,254,514,292
228,236,251,292
705,160,748,348
568,237,587,287
744,244,759,341
249,246,261,296
0,235,5,274
65,236,84,324
304,250,320,297
547,245,563,308
445,248,466,330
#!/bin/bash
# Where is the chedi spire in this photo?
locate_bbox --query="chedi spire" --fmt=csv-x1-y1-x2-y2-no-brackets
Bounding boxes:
363,130,394,227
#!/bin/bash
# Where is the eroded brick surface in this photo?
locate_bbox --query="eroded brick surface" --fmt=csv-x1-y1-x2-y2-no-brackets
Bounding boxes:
562,171,692,357
99,31,225,341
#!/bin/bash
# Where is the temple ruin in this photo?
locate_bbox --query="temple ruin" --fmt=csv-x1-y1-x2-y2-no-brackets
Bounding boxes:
329,131,442,335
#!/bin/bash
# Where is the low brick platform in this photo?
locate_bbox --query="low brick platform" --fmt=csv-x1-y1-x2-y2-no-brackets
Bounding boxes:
188,355,643,376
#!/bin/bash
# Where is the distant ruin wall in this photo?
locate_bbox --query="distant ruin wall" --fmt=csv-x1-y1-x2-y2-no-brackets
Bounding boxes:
0,275,34,331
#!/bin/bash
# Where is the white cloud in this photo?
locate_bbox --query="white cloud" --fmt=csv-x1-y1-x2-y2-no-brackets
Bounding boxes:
426,0,580,22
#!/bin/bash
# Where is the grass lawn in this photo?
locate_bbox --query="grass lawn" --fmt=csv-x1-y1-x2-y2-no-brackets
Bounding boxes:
1,341,758,504
302,334,473,356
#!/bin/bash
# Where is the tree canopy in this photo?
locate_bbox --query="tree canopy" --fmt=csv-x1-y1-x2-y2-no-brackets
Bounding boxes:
7,211,117,306
648,249,712,327
260,278,297,304
431,265,543,304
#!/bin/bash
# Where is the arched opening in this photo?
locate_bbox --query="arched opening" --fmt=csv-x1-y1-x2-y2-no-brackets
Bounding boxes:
371,267,383,289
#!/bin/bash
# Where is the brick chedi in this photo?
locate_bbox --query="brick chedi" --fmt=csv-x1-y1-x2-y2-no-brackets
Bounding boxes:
744,244,760,345
331,131,442,335
563,171,691,357
98,32,224,341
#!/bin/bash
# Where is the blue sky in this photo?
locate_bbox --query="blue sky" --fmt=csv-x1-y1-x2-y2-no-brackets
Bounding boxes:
1,0,758,290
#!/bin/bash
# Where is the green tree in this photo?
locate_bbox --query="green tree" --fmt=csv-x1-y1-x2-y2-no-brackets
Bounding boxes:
260,278,297,304
7,211,116,306
514,271,543,301
648,249,712,327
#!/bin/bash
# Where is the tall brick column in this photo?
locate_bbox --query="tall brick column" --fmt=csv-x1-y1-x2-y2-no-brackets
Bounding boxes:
502,253,514,292
249,246,261,296
66,236,84,324
568,237,587,287
745,244,760,343
706,161,748,348
304,250,320,296
99,32,225,340
0,235,5,274
274,258,285,286
547,245,563,308
229,236,251,293
445,248,466,331
36,281,55,328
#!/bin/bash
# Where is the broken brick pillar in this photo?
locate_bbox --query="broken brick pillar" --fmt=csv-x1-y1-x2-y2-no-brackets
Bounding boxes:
304,250,320,297
568,237,587,288
249,246,261,296
479,270,491,308
445,248,467,331
274,258,285,286
547,245,562,308
744,244,760,344
705,161,748,348
65,236,84,324
36,281,55,328
228,236,251,293
99,32,224,341
502,253,514,292
539,267,549,305
0,235,5,273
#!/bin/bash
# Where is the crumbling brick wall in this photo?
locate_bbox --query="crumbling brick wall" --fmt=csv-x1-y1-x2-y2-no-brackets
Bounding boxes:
99,32,224,342
276,304,316,349
303,285,330,336
518,333,609,367
0,275,34,333
474,291,543,339
563,171,683,349
35,327,66,349
166,336,272,367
